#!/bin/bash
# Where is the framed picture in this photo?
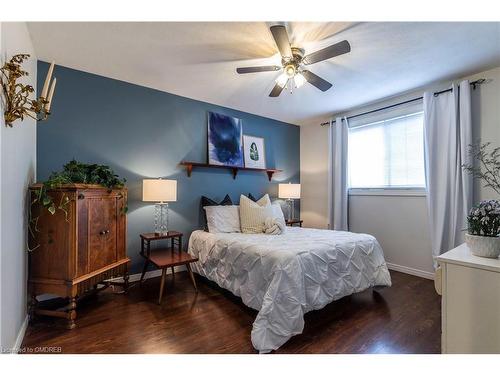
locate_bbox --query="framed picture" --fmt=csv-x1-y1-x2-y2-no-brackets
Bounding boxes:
207,112,244,167
243,135,266,169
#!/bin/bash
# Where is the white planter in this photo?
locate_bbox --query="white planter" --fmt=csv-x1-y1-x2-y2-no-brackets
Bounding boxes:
465,233,500,259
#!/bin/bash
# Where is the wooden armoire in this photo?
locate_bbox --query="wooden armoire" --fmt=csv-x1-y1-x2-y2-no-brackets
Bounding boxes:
28,184,130,328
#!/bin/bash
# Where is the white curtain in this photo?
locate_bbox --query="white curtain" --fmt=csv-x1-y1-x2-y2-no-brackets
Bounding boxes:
424,80,472,267
328,116,349,231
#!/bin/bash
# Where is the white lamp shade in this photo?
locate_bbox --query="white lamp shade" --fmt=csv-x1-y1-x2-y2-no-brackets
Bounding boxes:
278,183,301,199
142,179,177,202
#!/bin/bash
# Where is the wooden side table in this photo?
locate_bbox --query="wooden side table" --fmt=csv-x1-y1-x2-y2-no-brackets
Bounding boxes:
286,219,303,227
139,231,198,304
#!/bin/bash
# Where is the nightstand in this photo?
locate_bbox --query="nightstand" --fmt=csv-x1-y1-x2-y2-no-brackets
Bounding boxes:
285,219,303,227
139,231,198,304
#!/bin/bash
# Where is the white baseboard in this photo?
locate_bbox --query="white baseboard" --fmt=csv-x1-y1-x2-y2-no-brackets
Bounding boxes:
12,315,28,354
386,262,435,280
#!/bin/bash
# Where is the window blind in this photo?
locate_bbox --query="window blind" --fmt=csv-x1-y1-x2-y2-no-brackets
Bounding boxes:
348,112,425,189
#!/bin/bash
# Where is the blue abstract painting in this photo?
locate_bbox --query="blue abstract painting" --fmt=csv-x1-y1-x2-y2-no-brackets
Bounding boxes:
207,112,244,167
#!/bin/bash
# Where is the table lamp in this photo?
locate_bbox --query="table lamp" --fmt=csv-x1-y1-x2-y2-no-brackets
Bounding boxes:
278,183,300,221
143,178,177,235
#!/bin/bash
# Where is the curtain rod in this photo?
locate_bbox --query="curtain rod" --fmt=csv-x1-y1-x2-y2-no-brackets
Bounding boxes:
320,78,486,126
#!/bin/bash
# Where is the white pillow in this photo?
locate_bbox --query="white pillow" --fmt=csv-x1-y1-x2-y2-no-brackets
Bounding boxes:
204,205,241,233
271,202,287,230
239,194,273,233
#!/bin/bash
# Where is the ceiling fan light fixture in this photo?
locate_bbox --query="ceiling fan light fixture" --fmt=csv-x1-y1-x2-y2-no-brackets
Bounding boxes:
284,64,296,78
237,25,348,97
276,73,288,88
294,73,306,88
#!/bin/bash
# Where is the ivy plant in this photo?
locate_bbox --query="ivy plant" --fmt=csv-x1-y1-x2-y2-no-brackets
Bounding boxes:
29,160,126,251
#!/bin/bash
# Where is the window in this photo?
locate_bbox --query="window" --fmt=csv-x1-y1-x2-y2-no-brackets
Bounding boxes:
348,112,425,189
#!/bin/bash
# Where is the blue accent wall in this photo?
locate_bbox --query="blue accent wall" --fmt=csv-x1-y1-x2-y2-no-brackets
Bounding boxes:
37,62,300,272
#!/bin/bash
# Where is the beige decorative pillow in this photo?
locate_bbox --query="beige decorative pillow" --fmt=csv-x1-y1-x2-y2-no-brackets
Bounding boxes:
239,194,273,234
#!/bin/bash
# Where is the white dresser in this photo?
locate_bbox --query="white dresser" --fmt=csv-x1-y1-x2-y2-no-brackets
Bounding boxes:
436,243,500,353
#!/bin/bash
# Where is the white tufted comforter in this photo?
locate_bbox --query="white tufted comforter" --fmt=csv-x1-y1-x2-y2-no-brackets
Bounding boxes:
188,227,391,353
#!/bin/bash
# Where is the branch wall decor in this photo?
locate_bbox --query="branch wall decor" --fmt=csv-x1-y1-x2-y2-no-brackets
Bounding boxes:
1,54,56,127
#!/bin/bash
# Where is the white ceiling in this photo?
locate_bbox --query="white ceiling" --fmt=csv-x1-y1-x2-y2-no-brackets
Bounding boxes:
27,22,500,126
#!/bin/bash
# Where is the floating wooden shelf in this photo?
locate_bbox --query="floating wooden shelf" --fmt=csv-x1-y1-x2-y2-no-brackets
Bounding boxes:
179,161,281,181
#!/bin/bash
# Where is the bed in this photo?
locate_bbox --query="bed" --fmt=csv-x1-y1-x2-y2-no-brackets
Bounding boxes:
188,226,392,353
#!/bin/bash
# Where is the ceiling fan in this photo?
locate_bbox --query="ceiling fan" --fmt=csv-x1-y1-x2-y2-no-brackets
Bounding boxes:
236,25,351,97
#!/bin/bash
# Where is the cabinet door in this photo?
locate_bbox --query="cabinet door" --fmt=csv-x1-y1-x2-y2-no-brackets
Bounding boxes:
30,190,76,280
88,197,118,272
445,263,500,353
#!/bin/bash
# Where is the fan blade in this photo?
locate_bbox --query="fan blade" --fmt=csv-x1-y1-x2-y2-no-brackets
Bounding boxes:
270,25,292,59
236,66,281,74
269,82,286,97
301,70,333,92
302,40,351,65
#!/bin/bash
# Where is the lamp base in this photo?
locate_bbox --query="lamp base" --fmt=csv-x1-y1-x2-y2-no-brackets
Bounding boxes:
287,199,296,221
154,203,169,235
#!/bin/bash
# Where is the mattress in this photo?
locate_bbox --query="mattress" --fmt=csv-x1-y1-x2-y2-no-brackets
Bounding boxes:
188,227,392,353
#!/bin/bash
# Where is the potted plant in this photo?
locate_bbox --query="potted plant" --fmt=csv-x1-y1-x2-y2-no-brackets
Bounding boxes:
463,142,500,258
465,200,500,258
28,159,126,251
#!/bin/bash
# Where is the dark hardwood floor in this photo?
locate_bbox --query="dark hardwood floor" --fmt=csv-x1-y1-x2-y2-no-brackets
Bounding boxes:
21,270,441,354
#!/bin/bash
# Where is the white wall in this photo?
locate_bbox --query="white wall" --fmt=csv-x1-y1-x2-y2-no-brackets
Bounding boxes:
0,22,37,352
300,65,500,278
300,124,329,229
468,69,500,201
349,195,434,277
